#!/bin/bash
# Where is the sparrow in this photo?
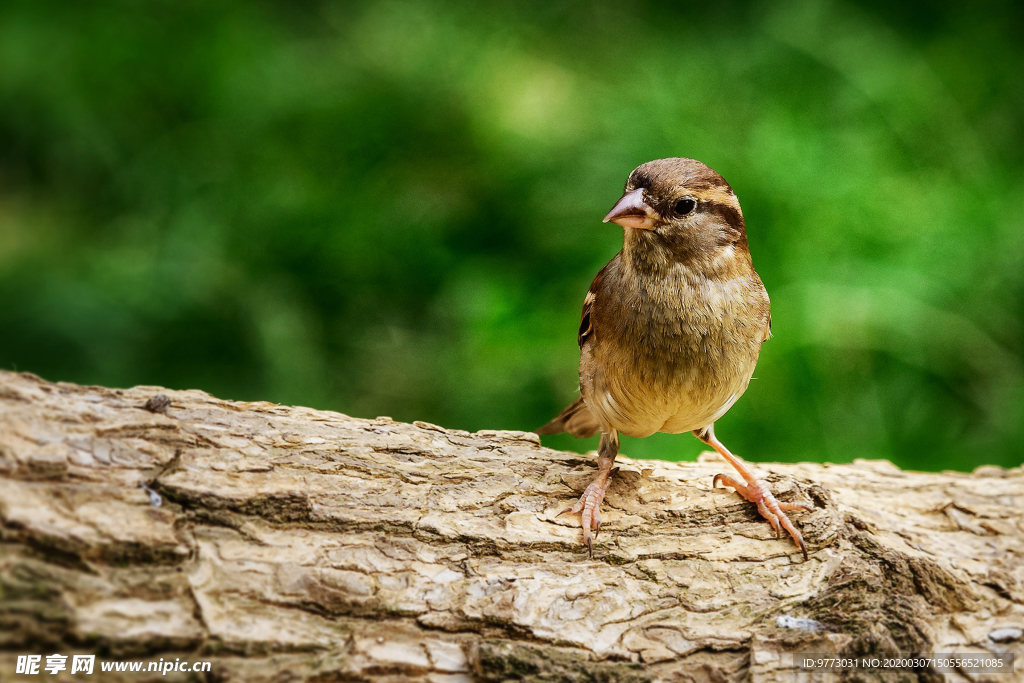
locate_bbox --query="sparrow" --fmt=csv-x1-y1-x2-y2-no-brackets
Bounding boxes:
537,157,811,558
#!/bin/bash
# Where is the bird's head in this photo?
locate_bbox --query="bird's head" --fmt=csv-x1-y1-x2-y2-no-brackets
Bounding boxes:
604,158,749,268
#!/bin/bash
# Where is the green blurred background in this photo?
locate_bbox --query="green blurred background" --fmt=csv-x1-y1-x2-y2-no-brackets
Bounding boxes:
1,0,1022,472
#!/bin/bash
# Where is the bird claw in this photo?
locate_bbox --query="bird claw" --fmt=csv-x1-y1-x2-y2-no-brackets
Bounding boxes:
562,470,614,556
715,472,811,560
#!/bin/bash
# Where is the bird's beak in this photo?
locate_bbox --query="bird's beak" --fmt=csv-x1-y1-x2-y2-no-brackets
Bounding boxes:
602,188,656,230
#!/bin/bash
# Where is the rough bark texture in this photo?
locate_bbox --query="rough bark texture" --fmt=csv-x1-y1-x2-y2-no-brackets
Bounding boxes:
0,370,1021,682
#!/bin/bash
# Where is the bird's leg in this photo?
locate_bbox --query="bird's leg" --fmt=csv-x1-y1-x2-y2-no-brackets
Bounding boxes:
696,425,812,559
560,430,618,557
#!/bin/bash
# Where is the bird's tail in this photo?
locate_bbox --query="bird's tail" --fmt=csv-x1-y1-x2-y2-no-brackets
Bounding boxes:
535,396,601,438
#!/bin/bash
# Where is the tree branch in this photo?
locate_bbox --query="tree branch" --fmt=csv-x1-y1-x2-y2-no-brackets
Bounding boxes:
0,371,1020,682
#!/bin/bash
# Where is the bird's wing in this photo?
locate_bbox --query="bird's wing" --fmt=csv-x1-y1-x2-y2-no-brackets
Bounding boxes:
577,264,609,349
763,312,772,342
536,264,613,438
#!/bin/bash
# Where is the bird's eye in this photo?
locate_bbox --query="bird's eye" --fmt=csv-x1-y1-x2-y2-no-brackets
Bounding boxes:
674,198,696,216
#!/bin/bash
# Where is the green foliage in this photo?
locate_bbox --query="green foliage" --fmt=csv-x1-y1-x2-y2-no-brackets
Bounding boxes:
1,0,1022,471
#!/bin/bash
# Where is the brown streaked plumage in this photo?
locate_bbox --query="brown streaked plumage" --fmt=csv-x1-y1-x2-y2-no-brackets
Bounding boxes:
538,157,811,557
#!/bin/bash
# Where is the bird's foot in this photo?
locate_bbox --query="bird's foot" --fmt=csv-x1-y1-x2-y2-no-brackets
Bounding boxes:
560,467,618,557
713,473,812,559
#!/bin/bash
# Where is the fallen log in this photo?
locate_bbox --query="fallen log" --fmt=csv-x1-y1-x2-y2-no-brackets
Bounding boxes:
0,370,1020,682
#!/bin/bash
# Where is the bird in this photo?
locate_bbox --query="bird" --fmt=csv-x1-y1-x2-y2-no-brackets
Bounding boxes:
537,157,811,558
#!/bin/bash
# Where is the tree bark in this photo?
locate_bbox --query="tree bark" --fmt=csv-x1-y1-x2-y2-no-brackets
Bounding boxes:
0,370,1020,682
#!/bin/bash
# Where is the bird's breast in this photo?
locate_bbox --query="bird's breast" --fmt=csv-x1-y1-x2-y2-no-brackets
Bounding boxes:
583,264,768,437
